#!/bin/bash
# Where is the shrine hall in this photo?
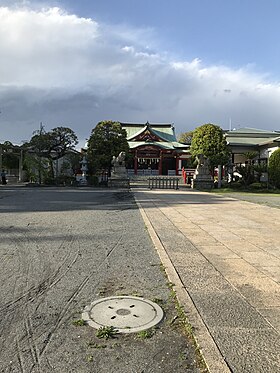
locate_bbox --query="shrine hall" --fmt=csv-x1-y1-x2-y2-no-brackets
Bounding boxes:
120,122,190,176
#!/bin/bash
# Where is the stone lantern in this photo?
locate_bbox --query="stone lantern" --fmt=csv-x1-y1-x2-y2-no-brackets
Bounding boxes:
79,155,88,185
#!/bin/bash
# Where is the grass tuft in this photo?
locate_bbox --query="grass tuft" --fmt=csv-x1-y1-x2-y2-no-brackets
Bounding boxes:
72,319,86,326
96,326,119,340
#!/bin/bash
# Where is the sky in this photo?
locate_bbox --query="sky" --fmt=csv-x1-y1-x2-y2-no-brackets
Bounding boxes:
1,0,280,146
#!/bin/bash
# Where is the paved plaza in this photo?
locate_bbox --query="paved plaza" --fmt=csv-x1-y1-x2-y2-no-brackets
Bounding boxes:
0,185,279,372
134,188,280,372
0,186,201,373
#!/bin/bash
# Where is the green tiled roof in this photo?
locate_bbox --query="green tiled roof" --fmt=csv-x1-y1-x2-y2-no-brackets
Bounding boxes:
128,141,188,151
121,122,177,142
150,128,177,142
120,122,189,153
123,125,148,139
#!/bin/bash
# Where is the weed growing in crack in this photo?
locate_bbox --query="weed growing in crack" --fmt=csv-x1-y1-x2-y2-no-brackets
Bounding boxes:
152,297,164,305
160,263,166,274
137,328,155,339
72,319,86,326
96,326,119,340
166,282,175,290
167,282,208,372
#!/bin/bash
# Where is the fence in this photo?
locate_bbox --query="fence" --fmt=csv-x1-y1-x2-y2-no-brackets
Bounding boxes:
127,169,160,176
148,176,180,190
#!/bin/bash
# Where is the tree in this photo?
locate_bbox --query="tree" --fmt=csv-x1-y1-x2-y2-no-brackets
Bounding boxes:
87,120,129,173
268,148,280,188
23,152,49,183
253,163,267,183
26,126,78,181
234,151,258,186
178,131,193,144
0,141,21,170
190,123,230,173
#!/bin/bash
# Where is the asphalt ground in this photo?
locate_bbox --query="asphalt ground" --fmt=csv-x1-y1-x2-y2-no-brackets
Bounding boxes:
0,186,203,373
133,188,280,373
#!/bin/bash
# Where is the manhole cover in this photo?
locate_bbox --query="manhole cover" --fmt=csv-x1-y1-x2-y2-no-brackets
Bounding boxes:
82,296,164,333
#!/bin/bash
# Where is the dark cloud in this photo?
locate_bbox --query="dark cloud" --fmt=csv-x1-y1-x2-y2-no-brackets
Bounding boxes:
1,5,280,145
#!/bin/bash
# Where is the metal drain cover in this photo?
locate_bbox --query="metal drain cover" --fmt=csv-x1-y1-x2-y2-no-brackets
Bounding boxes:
82,296,164,333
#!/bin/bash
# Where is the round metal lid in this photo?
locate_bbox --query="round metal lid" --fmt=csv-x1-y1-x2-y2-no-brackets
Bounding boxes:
82,296,164,333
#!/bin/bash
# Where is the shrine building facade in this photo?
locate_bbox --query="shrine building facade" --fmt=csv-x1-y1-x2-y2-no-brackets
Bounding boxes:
120,122,190,176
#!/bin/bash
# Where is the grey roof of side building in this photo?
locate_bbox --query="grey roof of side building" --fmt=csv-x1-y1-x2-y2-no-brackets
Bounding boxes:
225,127,280,147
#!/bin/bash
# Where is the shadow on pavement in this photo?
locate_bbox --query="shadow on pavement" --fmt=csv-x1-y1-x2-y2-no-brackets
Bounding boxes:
0,186,239,214
0,187,136,213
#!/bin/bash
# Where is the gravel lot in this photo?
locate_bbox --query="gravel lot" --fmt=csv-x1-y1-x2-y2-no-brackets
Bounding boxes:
0,186,202,373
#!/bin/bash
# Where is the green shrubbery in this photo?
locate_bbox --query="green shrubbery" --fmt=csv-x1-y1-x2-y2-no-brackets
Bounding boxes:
249,182,266,190
268,149,280,189
43,175,76,185
230,181,244,189
56,175,76,185
87,175,99,186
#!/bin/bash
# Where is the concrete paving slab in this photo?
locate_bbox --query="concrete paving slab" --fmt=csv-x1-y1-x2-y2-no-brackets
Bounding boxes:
228,276,280,308
222,241,262,253
175,264,239,293
207,258,267,278
133,188,280,373
240,251,280,267
196,244,240,259
257,265,280,282
258,308,280,333
211,326,280,373
136,197,231,373
190,291,271,329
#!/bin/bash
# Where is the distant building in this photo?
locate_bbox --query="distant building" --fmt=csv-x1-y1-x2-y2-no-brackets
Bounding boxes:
120,122,190,176
225,127,280,165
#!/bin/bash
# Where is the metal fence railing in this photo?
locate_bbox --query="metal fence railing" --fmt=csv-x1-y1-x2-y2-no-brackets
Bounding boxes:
148,176,180,190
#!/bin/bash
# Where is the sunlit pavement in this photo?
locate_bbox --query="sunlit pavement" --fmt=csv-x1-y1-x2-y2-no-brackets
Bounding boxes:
134,188,280,372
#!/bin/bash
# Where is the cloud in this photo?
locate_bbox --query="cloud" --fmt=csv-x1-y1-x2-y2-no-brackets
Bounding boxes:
1,5,280,145
0,6,99,88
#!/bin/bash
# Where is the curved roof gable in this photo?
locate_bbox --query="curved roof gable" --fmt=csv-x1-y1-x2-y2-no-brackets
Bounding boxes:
121,122,177,142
